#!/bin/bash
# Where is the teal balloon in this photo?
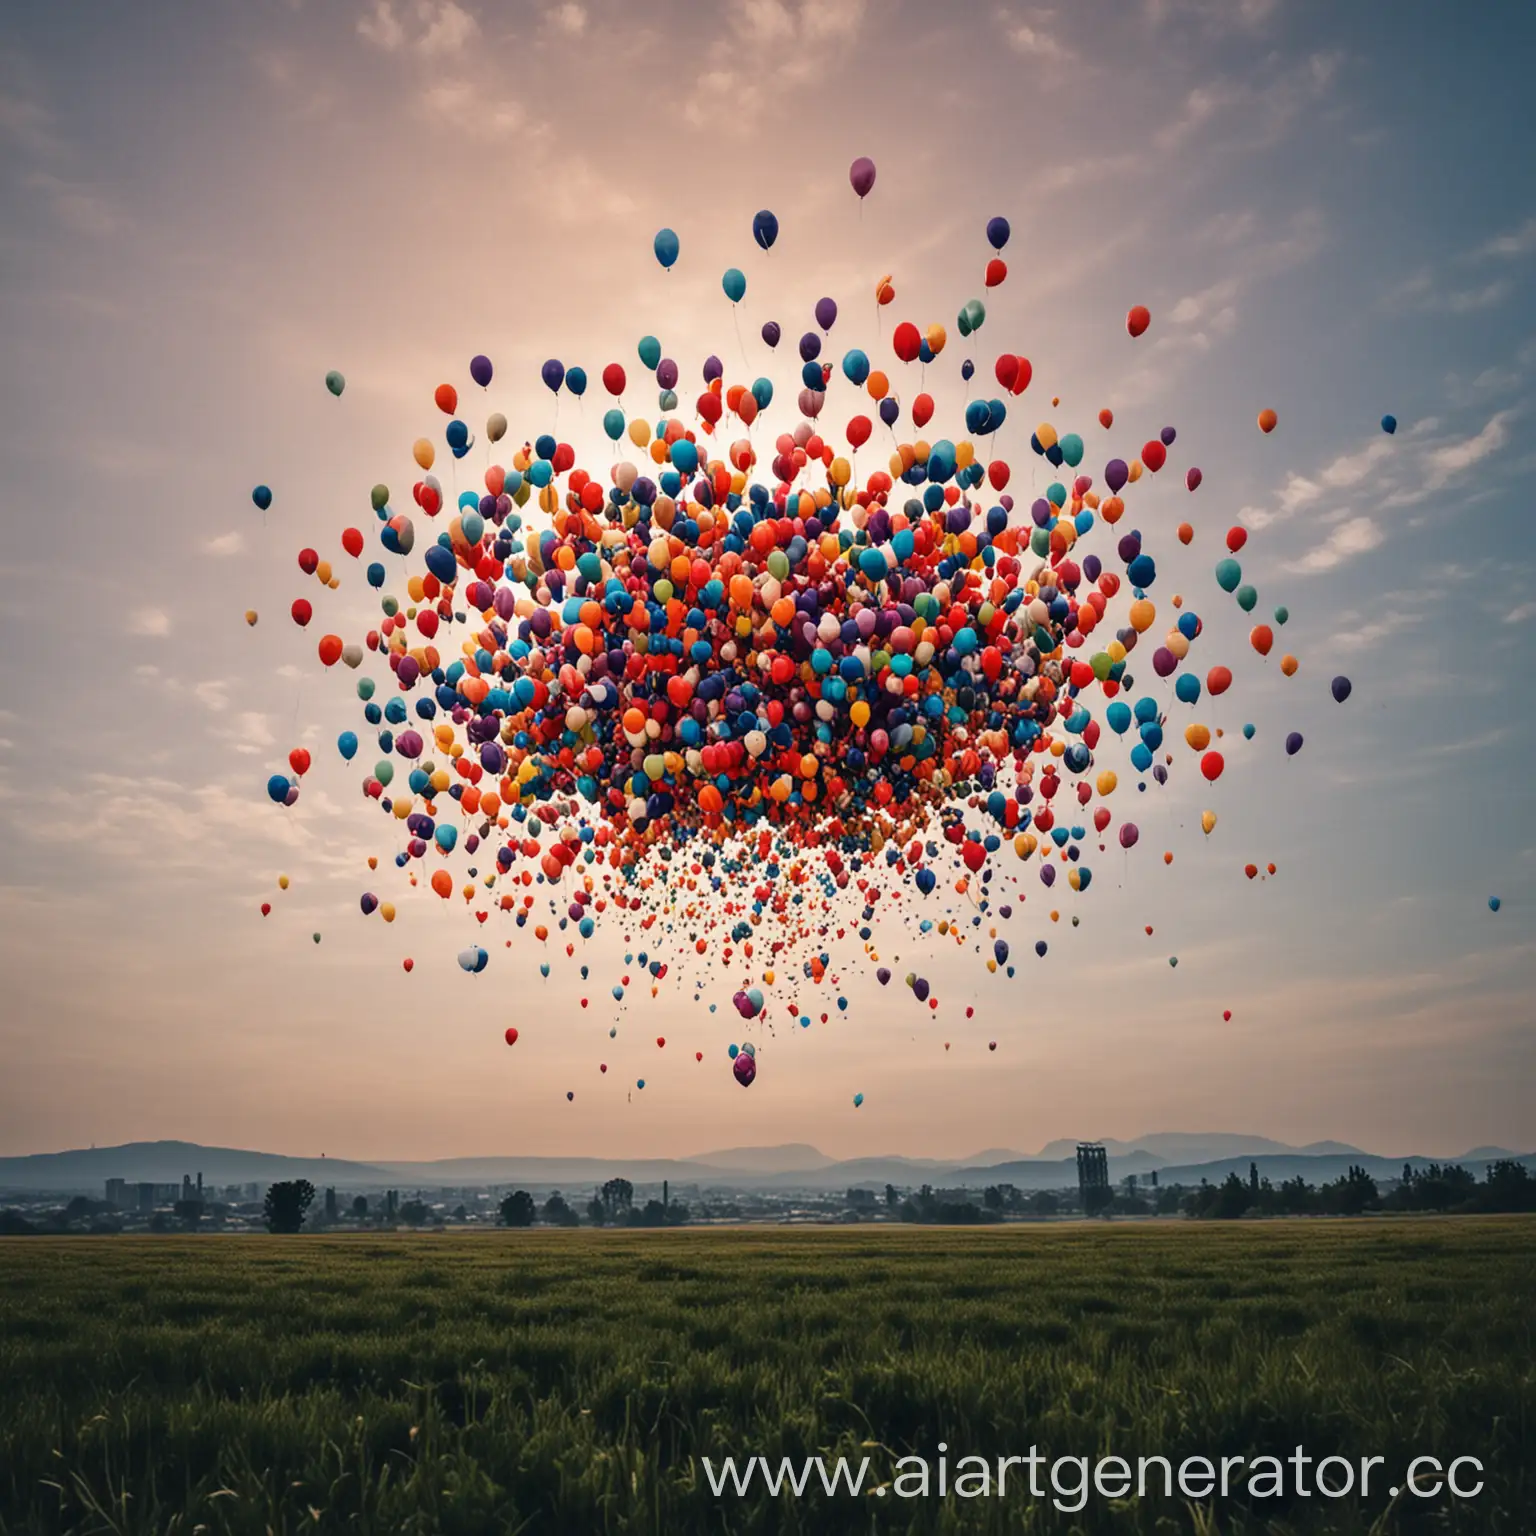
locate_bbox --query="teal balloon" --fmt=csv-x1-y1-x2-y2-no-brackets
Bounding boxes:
1235,584,1258,613
659,389,678,411
1059,433,1084,468
751,376,773,410
1274,605,1289,626
324,370,345,397
722,267,746,303
653,228,679,269
962,298,985,333
841,348,870,386
638,335,661,370
1214,558,1242,592
603,408,625,441
1242,722,1255,740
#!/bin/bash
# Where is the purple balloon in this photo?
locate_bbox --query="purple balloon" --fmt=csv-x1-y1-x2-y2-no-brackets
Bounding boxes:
1152,647,1176,678
469,354,493,388
540,358,564,393
1040,863,1056,888
360,892,379,915
798,331,822,363
1119,823,1139,850
1285,731,1304,756
986,216,1010,250
1186,467,1202,492
1160,426,1177,446
1331,675,1352,703
814,296,838,331
1105,458,1129,494
761,320,781,348
849,156,876,198
395,728,424,758
656,358,678,390
702,354,723,383
733,1052,757,1087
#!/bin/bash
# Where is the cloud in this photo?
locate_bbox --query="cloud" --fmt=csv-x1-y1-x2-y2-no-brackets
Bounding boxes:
26,172,117,237
1447,280,1511,314
358,0,478,54
1506,602,1536,625
998,10,1070,60
547,2,586,35
1472,217,1536,261
1168,277,1239,325
203,531,245,557
0,82,58,157
213,712,274,754
127,607,171,637
415,80,530,139
1283,515,1383,574
1424,410,1514,489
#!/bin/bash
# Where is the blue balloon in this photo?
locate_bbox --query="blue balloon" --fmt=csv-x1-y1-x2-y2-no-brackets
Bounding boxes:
366,561,386,589
265,774,290,804
565,365,588,397
337,731,358,761
653,227,679,269
752,209,779,250
1489,896,1502,912
1174,673,1201,705
252,485,272,511
841,348,870,386
986,216,1010,250
1381,414,1397,435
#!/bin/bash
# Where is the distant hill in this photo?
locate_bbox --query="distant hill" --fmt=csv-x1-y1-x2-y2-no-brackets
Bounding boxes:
682,1144,835,1173
2,1138,1529,1197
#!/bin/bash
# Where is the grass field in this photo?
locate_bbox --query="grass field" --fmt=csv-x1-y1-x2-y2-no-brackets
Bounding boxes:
1,1219,1532,1534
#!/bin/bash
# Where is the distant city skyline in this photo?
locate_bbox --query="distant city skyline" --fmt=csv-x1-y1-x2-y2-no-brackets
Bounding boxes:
1,0,1532,1160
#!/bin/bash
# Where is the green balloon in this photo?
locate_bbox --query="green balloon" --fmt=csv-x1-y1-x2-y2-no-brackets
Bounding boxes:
1274,605,1289,625
325,370,345,397
356,677,376,701
1236,584,1258,613
371,483,390,511
374,761,394,786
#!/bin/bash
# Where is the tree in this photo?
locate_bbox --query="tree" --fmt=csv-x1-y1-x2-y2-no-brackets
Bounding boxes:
173,1198,204,1229
600,1177,633,1215
983,1186,1004,1212
399,1199,430,1226
499,1190,536,1228
587,1197,607,1226
543,1193,579,1227
884,1183,899,1209
352,1195,369,1219
1028,1190,1060,1216
263,1180,315,1234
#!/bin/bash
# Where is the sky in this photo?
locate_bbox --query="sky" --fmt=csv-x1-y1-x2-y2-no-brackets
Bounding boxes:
1,0,1533,1164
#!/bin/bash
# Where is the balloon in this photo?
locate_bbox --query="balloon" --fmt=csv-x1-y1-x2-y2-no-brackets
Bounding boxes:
653,228,679,269
761,320,781,348
470,354,493,388
1127,305,1150,338
733,1052,757,1086
434,383,458,415
1331,676,1352,703
853,1092,864,1108
1186,467,1202,492
986,216,1010,250
1381,414,1397,435
541,359,565,394
722,267,746,303
849,157,876,198
252,485,272,510
815,296,837,331
324,370,345,397
1285,731,1304,756
1257,408,1278,434
505,1027,518,1046
1489,897,1501,912
753,209,779,250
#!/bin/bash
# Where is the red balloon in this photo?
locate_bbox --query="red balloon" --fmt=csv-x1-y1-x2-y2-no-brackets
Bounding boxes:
1098,408,1114,428
260,902,271,916
297,547,319,575
403,958,414,972
317,633,343,666
288,747,311,777
994,354,1019,391
656,1036,666,1047
1226,526,1247,553
912,393,934,429
434,383,457,415
1206,665,1233,696
1008,356,1032,395
892,321,922,363
984,258,1007,288
1127,305,1151,338
1141,439,1167,473
695,1051,703,1061
341,527,364,558
1250,625,1274,657
846,414,872,450
504,1027,518,1045
1201,751,1225,782
290,598,313,627
603,362,626,396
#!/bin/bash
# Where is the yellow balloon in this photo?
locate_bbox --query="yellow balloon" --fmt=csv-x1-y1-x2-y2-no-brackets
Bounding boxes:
1129,599,1156,633
1185,723,1211,751
1095,770,1118,796
413,437,435,471
628,417,652,448
277,875,289,890
1127,460,1143,482
1201,809,1218,836
380,902,395,923
1035,423,1058,451
244,610,258,626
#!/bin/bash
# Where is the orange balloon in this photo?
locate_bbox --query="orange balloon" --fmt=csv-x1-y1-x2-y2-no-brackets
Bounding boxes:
1250,624,1274,657
1257,408,1278,434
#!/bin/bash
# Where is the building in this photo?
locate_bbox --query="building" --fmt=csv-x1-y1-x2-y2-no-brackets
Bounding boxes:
105,1179,128,1209
1076,1143,1111,1215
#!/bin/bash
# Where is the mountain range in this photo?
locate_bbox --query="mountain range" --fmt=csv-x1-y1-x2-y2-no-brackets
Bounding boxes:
1,1136,1530,1196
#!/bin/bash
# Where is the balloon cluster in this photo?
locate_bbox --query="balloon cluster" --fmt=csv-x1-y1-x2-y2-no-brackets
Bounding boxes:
251,161,1364,1097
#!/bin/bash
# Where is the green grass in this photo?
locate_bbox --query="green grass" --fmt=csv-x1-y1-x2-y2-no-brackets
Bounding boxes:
1,1219,1532,1533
